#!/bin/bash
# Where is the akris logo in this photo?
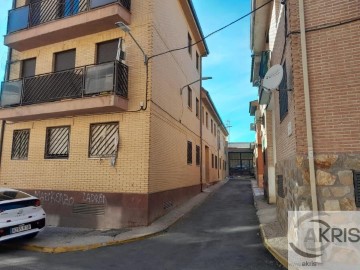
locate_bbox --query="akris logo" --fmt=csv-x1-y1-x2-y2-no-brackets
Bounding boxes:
289,212,360,258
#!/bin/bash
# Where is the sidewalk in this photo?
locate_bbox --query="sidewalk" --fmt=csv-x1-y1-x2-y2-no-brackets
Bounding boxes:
3,179,228,254
251,179,289,269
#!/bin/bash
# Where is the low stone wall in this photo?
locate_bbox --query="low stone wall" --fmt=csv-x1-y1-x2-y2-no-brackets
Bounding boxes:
275,154,360,231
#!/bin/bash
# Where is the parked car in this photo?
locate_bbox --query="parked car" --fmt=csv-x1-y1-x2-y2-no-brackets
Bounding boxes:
0,188,46,242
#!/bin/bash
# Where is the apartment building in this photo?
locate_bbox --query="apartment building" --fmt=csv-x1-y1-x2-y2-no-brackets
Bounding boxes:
249,100,267,190
201,88,228,185
250,0,360,229
0,0,227,229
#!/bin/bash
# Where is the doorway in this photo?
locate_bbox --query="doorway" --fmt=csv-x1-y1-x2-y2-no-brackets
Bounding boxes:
205,146,210,184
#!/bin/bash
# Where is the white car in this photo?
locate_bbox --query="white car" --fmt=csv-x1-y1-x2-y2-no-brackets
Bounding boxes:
0,188,46,242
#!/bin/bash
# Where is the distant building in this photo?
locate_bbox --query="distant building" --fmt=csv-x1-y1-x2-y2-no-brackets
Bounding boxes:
228,142,254,177
250,0,360,229
0,0,228,229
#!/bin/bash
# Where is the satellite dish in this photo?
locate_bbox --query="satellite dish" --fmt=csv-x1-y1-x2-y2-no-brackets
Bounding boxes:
263,64,283,91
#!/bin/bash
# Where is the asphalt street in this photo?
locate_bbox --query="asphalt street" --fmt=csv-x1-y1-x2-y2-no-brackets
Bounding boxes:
0,178,285,270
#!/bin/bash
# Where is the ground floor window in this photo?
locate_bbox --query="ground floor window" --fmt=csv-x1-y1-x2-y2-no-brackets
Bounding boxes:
11,129,30,160
45,126,70,159
89,122,119,158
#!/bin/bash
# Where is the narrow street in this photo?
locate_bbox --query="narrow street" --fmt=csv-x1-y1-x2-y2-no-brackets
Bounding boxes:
0,178,284,270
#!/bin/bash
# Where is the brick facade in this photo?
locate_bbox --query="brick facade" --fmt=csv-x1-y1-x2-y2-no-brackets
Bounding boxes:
251,0,360,230
0,0,228,229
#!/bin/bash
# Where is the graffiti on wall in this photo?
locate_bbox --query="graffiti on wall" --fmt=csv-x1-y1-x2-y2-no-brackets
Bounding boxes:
34,191,108,207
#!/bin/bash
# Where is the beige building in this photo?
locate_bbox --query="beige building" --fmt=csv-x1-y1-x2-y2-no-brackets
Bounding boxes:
0,0,227,229
251,0,360,230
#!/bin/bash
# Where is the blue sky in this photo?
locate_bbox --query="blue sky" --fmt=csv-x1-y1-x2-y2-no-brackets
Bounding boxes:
0,0,257,143
193,0,256,143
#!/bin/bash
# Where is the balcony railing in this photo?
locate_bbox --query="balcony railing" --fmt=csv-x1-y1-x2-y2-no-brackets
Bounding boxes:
0,61,128,108
7,0,131,34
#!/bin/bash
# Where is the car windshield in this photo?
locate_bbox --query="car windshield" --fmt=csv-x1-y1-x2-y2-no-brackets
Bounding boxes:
0,190,31,201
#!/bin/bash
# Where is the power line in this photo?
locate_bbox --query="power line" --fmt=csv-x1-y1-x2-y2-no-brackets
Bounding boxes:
148,0,274,61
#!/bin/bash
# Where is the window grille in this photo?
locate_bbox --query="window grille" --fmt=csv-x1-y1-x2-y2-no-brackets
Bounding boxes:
196,145,200,166
279,62,288,121
11,129,30,160
215,155,218,169
187,141,192,164
45,126,70,159
89,122,119,158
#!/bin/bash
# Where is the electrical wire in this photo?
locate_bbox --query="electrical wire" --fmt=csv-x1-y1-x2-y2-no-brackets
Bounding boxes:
147,0,274,62
139,0,274,112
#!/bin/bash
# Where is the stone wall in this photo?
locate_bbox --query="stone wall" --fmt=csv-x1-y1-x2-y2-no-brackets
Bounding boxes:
276,154,360,231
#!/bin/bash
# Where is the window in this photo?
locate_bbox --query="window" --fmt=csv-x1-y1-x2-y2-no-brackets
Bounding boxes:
212,154,214,168
187,87,192,109
196,98,199,118
21,58,36,78
97,39,119,64
196,145,200,166
45,126,70,159
206,112,209,128
202,106,205,124
89,122,119,158
196,52,200,69
187,141,192,164
11,129,30,160
219,158,221,170
54,49,75,72
214,124,217,137
279,62,288,121
188,33,192,56
215,155,218,169
211,119,213,133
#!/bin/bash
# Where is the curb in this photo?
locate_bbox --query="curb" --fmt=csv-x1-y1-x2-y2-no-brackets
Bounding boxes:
8,179,228,254
259,224,288,269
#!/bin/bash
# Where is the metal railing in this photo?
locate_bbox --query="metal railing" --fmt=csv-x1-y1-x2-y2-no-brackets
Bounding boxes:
7,0,131,34
0,61,128,107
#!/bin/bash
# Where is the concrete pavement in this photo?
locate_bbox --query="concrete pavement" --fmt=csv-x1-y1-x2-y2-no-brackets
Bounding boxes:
251,179,289,269
2,179,228,254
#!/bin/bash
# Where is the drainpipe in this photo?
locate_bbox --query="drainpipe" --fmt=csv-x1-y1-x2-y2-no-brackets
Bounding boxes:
299,0,318,212
199,56,203,192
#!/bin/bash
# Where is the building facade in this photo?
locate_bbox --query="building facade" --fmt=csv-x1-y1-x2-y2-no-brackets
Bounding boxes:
250,0,360,229
228,142,254,177
0,0,227,229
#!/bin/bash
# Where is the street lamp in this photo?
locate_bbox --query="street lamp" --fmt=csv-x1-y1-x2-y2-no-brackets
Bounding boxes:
115,21,148,64
180,77,212,95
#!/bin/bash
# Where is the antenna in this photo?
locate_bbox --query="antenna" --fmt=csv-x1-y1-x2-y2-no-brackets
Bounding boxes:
226,120,232,141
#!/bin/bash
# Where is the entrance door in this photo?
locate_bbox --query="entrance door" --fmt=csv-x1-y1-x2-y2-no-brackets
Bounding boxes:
205,146,210,184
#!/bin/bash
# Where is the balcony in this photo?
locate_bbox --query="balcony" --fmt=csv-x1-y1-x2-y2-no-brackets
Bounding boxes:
5,0,131,51
0,61,129,122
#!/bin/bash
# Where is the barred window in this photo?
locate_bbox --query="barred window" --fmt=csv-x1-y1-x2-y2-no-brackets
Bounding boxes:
89,122,119,158
11,129,30,160
215,155,218,169
279,62,288,121
187,141,192,164
212,154,214,168
45,126,70,159
196,145,200,166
